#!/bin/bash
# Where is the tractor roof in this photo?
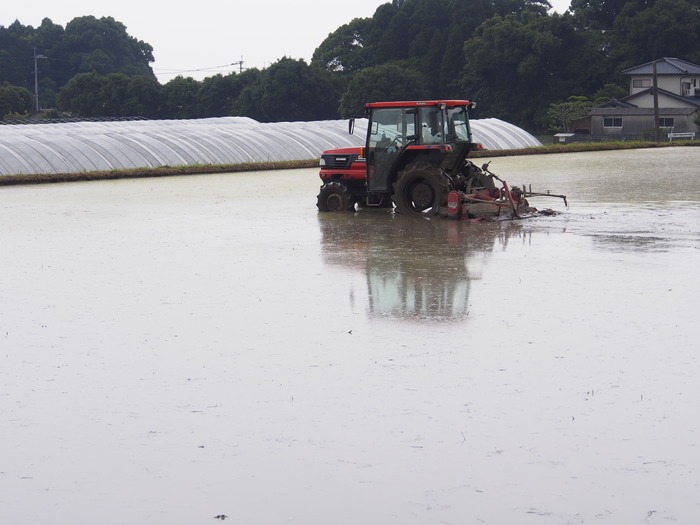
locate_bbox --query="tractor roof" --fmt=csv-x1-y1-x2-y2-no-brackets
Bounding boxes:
364,100,472,109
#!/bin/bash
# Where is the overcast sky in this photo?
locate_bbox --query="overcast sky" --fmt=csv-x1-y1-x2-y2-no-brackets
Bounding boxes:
5,0,571,83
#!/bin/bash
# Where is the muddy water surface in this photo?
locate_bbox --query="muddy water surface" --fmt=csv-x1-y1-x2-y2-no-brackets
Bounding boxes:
1,147,699,524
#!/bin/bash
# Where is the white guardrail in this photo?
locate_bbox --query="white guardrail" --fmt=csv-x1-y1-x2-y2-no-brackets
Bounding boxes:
668,132,696,141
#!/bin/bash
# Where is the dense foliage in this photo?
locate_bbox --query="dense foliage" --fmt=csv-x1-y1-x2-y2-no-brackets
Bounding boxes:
1,16,154,111
2,0,700,130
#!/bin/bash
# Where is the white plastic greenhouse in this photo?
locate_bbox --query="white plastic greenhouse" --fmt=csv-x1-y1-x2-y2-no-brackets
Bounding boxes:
0,117,541,176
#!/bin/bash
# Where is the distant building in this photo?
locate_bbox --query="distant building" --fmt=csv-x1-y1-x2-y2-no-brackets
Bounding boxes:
589,57,700,140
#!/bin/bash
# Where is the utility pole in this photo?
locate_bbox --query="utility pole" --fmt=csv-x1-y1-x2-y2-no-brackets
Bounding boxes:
232,56,244,74
33,47,47,112
652,59,660,142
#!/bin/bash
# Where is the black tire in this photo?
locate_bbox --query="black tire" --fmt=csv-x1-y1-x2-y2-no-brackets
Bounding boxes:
317,182,357,212
392,163,449,215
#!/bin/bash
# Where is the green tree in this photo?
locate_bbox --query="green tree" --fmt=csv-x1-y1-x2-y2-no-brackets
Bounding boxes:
228,68,261,116
196,74,233,117
493,0,552,15
547,95,593,132
406,0,449,60
0,82,33,118
160,76,201,119
197,69,262,118
437,25,470,98
615,0,700,65
570,0,628,28
120,75,161,117
57,72,160,117
32,18,65,89
338,62,430,117
462,12,602,129
57,72,109,116
239,58,341,122
311,17,374,72
0,21,35,87
1,16,156,111
373,5,412,63
463,14,546,127
592,82,627,104
314,0,545,102
59,16,155,81
364,0,402,61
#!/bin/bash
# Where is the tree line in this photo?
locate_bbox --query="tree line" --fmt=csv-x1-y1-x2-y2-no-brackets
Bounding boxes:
2,0,700,131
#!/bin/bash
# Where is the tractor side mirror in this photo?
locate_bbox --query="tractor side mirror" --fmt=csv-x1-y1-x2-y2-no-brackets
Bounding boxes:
348,118,355,135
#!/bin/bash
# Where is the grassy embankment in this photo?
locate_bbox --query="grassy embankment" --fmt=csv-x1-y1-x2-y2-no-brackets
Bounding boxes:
1,140,698,186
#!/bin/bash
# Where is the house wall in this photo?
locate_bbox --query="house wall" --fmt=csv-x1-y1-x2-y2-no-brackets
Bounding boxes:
629,76,700,97
590,114,697,136
628,92,699,109
591,115,646,136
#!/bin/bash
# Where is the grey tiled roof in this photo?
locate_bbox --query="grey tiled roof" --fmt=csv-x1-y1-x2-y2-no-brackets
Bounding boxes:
593,87,700,110
622,58,700,75
621,87,700,107
596,99,637,108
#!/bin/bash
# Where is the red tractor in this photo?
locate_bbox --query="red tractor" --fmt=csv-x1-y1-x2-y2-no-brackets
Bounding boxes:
316,100,566,218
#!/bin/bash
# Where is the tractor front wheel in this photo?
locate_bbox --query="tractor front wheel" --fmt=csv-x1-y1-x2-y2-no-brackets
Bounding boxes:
317,182,357,212
392,164,448,215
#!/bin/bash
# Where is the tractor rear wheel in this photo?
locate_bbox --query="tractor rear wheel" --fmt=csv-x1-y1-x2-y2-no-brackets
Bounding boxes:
317,182,357,212
392,164,449,215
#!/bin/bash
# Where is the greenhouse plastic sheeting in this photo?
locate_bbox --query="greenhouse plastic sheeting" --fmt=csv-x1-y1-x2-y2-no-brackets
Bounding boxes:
0,117,541,176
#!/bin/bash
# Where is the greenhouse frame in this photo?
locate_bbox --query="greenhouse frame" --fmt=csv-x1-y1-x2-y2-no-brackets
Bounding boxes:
0,117,541,176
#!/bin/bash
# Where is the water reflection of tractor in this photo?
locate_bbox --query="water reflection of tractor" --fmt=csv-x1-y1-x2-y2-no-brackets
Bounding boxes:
318,213,530,321
316,100,566,218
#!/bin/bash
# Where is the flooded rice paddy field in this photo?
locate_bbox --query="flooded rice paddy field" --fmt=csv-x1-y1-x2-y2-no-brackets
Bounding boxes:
1,147,699,524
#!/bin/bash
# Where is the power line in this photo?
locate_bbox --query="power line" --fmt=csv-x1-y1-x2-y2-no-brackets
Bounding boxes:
154,58,245,79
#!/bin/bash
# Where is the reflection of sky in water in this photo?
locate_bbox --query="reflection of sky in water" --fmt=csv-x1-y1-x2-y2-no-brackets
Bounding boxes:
2,148,700,525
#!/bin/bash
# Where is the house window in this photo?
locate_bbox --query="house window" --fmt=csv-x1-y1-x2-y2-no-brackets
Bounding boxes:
633,79,651,88
604,116,623,127
659,117,674,128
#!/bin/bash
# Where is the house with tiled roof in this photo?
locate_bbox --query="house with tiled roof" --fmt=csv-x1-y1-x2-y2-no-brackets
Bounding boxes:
589,58,700,139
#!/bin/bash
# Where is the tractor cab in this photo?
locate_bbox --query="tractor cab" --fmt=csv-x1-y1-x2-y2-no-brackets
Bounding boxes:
364,101,477,195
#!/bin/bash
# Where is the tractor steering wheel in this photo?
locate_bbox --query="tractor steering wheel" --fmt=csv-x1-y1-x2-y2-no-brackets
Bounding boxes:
386,136,404,153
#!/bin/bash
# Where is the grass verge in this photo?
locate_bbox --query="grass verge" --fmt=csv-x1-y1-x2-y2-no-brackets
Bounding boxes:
471,139,700,158
0,159,320,186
